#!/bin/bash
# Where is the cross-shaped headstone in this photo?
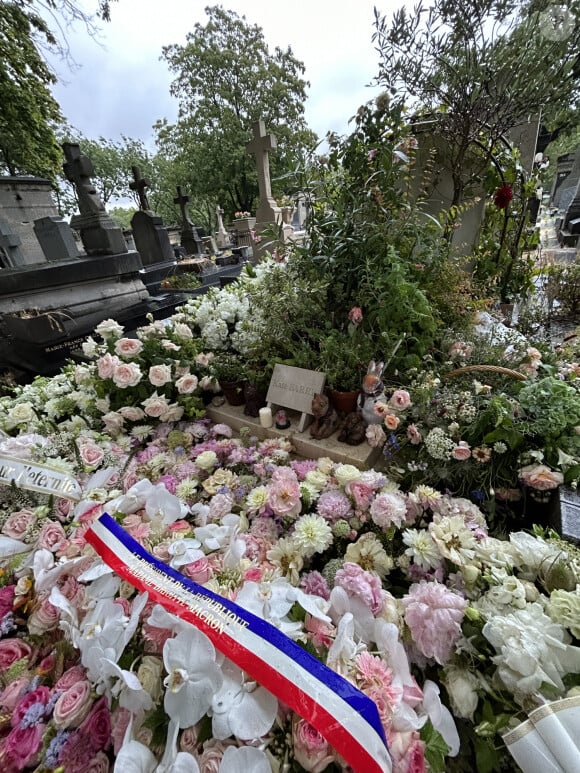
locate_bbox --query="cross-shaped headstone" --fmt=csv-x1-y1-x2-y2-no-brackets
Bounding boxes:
246,120,277,208
129,165,151,211
62,143,106,216
173,186,193,226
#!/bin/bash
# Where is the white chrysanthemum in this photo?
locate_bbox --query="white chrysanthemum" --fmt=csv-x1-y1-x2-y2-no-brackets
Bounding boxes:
344,533,393,578
403,529,441,570
245,485,269,513
292,514,333,558
429,515,477,566
414,485,443,508
176,478,198,503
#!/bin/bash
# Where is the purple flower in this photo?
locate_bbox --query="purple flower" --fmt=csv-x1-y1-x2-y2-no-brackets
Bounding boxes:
291,460,319,481
300,571,331,600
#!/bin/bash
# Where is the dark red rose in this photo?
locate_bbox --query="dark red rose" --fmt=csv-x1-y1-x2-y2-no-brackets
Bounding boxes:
494,185,513,209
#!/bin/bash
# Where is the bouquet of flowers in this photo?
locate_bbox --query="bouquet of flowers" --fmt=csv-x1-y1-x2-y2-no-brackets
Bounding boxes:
0,416,580,772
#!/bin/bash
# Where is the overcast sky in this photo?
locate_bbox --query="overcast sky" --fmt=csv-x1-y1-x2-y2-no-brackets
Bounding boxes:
48,0,404,149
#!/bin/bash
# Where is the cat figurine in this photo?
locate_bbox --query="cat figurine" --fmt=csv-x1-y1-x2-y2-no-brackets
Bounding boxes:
358,360,386,425
310,393,340,439
338,411,367,445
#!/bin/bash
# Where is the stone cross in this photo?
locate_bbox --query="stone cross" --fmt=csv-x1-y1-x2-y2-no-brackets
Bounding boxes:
215,205,231,249
246,120,277,209
173,186,193,226
62,143,106,216
129,165,151,211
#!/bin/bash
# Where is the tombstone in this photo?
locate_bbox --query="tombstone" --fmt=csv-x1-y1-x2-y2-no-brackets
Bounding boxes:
551,152,577,208
129,166,174,266
0,218,25,268
33,217,80,262
246,120,282,257
202,235,219,255
0,176,58,265
62,143,127,256
173,186,205,256
215,206,232,249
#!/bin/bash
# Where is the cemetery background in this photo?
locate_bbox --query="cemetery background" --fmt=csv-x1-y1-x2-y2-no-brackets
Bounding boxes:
1,1,580,773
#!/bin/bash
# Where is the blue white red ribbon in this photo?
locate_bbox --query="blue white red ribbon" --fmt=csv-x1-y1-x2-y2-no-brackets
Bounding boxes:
87,513,391,773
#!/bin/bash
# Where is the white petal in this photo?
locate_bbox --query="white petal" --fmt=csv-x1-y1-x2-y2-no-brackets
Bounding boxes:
0,536,30,558
219,746,271,773
230,686,278,740
114,740,157,773
422,680,460,756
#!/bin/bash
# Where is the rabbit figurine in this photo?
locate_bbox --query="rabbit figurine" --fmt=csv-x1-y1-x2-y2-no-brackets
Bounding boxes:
358,360,386,425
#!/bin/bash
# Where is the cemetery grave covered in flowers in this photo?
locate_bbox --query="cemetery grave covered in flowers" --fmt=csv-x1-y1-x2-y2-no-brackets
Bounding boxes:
1,100,580,773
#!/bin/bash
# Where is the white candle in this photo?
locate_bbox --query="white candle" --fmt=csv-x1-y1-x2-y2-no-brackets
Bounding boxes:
259,407,273,428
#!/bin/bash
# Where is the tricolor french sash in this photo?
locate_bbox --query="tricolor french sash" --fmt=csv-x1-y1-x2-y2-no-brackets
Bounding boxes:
87,514,391,773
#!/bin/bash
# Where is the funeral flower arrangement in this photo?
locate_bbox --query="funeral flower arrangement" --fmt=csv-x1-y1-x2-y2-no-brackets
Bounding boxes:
0,417,580,772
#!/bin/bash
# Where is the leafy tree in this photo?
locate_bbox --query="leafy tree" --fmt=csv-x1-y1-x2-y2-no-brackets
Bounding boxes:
109,205,137,229
373,0,580,209
159,5,317,221
0,3,62,177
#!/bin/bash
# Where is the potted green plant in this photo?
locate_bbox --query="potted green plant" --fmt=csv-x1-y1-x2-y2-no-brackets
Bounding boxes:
210,352,247,406
319,329,373,412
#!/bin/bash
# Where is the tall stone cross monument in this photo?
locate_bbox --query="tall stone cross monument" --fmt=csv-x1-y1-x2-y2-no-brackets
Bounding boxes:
173,185,204,256
129,165,151,212
246,120,281,236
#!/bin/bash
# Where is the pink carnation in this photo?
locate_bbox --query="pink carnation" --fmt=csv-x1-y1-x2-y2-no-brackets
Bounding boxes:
334,562,384,615
403,582,467,664
370,492,407,528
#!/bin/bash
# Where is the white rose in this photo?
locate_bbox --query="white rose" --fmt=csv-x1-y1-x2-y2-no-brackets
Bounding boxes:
173,323,193,339
149,364,172,387
95,318,124,339
160,404,185,422
305,470,329,491
317,457,335,475
81,336,98,357
8,402,35,425
443,666,479,720
196,451,218,471
118,406,146,421
137,655,164,701
102,412,125,434
176,374,199,394
334,464,362,487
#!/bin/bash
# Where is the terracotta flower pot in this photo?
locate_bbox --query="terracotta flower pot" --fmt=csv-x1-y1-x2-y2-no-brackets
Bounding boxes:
328,389,360,414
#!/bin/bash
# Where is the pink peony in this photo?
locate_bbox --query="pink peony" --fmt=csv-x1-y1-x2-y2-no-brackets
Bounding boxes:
317,490,352,521
348,306,363,326
292,716,335,773
389,389,411,411
114,337,143,358
268,468,302,517
334,562,384,615
403,582,467,664
112,362,142,388
2,508,36,539
96,352,120,379
346,479,375,511
300,570,331,600
0,638,32,671
370,492,407,529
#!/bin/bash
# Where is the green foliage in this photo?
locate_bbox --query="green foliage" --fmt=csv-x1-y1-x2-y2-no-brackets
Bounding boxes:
158,5,317,220
544,261,580,316
0,3,62,178
109,206,137,230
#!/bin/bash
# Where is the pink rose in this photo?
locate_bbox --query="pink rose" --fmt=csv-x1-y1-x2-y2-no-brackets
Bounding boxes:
389,730,426,773
56,665,87,691
111,707,131,754
0,676,27,710
13,686,51,726
160,403,185,422
79,443,105,467
384,413,400,430
198,741,233,773
37,520,67,552
403,581,467,664
348,306,363,326
0,585,15,618
102,411,125,434
2,508,36,539
179,726,199,753
78,696,111,752
28,595,60,635
389,389,411,411
87,751,111,773
0,638,32,671
53,679,93,729
97,352,120,379
267,468,302,517
292,716,335,773
149,364,172,387
142,394,170,418
183,557,212,583
3,723,44,769
407,424,422,445
114,337,143,358
452,442,471,461
176,374,199,394
56,497,72,520
112,362,142,388
519,464,564,491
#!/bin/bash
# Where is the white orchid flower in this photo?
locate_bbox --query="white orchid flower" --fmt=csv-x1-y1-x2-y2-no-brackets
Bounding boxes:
163,628,223,728
234,578,302,638
327,613,365,675
219,746,271,773
157,719,200,773
168,538,204,568
147,604,192,636
33,548,84,594
0,535,30,559
210,661,277,740
145,483,187,525
190,502,210,527
329,585,375,643
195,514,240,551
106,478,154,515
421,680,460,756
101,659,154,714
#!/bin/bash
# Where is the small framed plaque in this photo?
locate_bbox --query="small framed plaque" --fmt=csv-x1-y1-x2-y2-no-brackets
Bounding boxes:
266,364,326,432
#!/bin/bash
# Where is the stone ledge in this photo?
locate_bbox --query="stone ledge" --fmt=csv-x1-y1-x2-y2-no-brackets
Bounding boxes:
205,402,382,468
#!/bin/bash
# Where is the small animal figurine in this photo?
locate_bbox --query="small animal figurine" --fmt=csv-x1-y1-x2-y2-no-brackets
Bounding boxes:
275,409,291,429
243,383,263,417
338,412,367,445
358,360,386,425
310,393,340,439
